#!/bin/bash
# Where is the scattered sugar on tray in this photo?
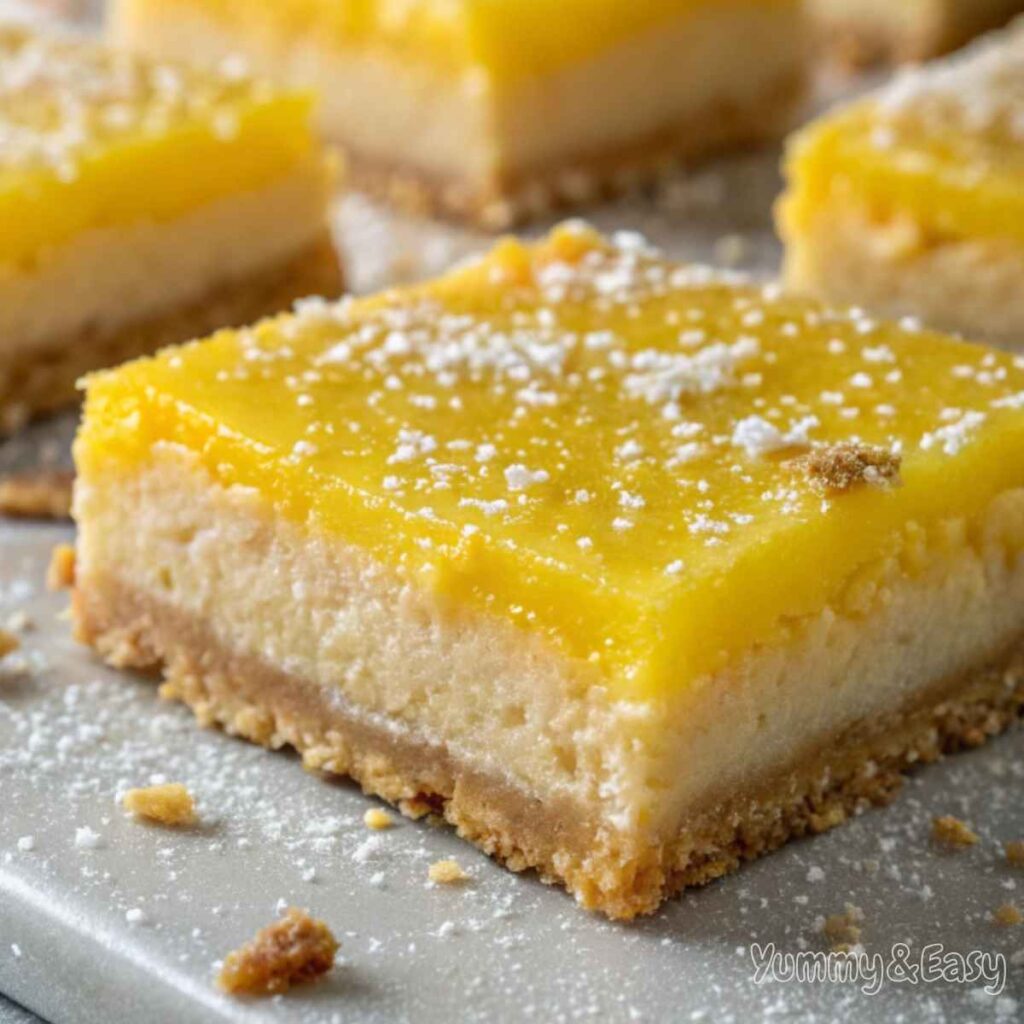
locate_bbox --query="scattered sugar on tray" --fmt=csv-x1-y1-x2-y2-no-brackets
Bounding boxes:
74,826,103,850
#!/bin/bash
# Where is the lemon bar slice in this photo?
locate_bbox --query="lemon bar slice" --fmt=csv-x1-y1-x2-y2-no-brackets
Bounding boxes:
813,0,1024,65
779,21,1024,348
72,224,1024,919
112,0,810,228
0,25,341,435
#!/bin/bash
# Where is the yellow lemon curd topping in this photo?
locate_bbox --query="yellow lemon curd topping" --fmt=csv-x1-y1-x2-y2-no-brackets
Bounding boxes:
782,24,1024,248
0,26,317,269
146,0,798,82
77,224,1024,698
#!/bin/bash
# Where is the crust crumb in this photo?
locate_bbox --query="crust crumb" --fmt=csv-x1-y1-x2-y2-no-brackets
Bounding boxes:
0,470,73,521
218,908,339,996
931,815,979,847
46,544,76,591
1005,840,1024,867
0,628,20,659
822,903,864,951
122,783,196,827
993,903,1023,927
363,808,393,831
795,443,901,494
428,859,470,885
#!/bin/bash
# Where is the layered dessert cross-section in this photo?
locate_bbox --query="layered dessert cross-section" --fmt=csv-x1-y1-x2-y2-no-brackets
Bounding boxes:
0,25,342,435
73,224,1024,919
813,0,1024,66
112,0,810,228
779,20,1024,349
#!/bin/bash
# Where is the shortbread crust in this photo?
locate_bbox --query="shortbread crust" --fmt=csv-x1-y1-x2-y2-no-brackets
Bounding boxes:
74,571,1024,919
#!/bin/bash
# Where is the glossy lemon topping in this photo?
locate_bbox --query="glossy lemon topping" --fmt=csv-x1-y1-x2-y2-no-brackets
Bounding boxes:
0,26,317,268
142,0,798,81
782,21,1024,246
77,224,1024,697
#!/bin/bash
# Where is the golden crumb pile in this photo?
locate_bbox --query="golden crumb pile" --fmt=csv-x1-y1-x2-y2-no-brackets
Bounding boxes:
931,815,979,847
822,903,864,951
795,443,901,495
122,783,196,827
1005,840,1024,867
993,903,1023,927
218,908,339,997
0,628,20,659
428,859,469,885
0,470,73,520
46,543,76,591
363,808,393,831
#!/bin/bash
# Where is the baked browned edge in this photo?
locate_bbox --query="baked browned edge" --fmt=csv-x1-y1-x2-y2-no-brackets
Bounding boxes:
342,71,807,230
0,235,343,437
72,573,1024,920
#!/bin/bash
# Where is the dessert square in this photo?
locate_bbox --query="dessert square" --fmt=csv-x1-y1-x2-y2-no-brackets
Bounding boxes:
73,224,1024,919
0,25,342,435
813,0,1024,65
112,0,810,228
779,20,1024,349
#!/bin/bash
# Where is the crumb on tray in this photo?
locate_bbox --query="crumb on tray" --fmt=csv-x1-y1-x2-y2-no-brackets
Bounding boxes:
822,903,864,951
122,783,196,827
363,807,393,831
428,859,470,885
218,907,339,997
931,815,979,847
46,543,76,591
1005,840,1024,867
993,903,1023,927
0,628,20,659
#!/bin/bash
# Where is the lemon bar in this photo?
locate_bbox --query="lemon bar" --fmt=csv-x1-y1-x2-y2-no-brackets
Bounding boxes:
0,25,341,435
72,224,1024,920
111,0,810,228
779,22,1024,348
813,0,1024,65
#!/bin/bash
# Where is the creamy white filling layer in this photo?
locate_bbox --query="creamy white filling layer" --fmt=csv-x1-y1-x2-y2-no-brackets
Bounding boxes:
113,3,806,187
75,443,1024,841
0,160,330,357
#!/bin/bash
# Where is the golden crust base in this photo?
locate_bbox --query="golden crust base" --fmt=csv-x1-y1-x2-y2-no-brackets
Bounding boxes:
0,235,343,437
344,71,807,230
74,573,1024,920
